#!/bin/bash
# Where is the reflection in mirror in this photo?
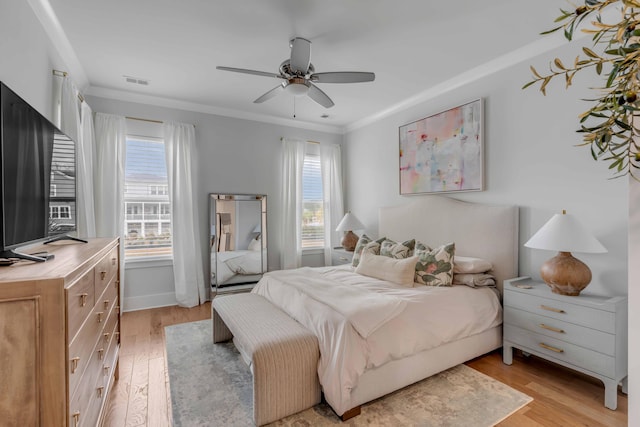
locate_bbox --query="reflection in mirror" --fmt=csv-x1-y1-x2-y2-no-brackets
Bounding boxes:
210,194,267,294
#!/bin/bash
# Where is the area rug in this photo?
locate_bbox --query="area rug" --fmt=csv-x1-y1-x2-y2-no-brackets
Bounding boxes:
166,320,532,426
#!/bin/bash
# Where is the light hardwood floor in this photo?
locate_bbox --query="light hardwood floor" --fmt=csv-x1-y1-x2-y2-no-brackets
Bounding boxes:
103,302,628,427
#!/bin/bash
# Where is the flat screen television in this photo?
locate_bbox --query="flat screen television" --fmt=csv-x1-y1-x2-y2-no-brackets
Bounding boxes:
0,81,80,262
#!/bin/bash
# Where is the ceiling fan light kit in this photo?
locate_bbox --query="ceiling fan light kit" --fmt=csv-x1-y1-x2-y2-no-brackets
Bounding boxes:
217,37,375,108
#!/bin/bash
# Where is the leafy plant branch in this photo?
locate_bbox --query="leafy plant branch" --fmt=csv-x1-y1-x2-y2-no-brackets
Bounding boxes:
524,0,640,179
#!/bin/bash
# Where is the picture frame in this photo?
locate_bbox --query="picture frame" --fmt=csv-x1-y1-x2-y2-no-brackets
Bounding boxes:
399,98,484,195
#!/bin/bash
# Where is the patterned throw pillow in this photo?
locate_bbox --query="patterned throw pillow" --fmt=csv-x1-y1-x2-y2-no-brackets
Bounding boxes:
351,234,386,267
380,238,416,259
414,242,455,286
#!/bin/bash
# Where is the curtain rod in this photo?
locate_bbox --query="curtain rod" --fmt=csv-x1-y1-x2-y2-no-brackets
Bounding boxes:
280,137,320,144
52,69,84,102
126,116,196,128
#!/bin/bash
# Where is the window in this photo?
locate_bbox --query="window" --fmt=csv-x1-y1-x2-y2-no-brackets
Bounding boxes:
49,205,70,219
124,137,172,258
301,149,324,249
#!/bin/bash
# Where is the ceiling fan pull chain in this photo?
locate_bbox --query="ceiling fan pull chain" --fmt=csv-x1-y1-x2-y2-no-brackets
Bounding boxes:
293,97,296,119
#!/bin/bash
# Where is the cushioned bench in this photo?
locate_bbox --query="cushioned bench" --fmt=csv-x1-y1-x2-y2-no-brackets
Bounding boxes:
212,293,321,426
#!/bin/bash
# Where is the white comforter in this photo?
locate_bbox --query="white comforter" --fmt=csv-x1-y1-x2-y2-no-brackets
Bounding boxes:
252,266,502,415
214,250,263,283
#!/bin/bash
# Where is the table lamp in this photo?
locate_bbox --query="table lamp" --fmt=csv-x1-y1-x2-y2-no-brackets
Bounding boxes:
336,211,365,251
524,210,607,296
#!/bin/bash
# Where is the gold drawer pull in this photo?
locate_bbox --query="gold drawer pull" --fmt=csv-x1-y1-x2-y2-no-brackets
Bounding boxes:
539,323,565,334
97,348,104,360
72,411,80,427
97,385,104,398
70,357,80,373
100,270,107,280
104,366,110,375
103,299,110,310
539,342,564,353
96,311,104,323
111,257,117,265
79,293,88,307
540,304,565,314
104,332,110,342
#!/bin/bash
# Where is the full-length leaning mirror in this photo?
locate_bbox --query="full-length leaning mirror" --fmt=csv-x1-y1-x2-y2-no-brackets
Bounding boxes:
209,193,267,294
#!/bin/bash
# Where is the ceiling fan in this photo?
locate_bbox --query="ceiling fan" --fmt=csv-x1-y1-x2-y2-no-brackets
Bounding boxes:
216,37,375,108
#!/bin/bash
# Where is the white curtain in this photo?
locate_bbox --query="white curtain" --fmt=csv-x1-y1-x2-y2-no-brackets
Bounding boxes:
93,113,126,238
163,121,206,307
320,144,344,266
60,76,96,238
280,138,306,269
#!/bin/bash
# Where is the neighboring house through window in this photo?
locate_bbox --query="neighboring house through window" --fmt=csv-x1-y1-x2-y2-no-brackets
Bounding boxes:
124,136,172,258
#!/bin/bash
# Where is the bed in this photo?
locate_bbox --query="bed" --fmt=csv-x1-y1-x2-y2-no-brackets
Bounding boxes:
213,248,265,286
252,195,519,417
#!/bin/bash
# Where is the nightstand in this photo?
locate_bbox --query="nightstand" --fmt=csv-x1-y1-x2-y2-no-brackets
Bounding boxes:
331,247,353,266
502,277,628,410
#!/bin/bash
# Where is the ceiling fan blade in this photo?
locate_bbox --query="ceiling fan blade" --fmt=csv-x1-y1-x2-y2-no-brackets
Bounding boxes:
216,66,283,79
253,84,285,103
289,37,311,74
310,72,375,84
307,83,334,108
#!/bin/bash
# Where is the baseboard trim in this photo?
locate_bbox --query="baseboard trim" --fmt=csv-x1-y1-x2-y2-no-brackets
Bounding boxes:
123,292,177,312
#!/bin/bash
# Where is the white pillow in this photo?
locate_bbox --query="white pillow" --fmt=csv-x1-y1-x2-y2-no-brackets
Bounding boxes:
248,237,261,251
453,256,493,274
355,252,418,287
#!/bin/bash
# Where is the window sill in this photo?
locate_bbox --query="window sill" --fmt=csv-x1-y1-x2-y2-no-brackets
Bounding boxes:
125,256,173,270
302,248,325,255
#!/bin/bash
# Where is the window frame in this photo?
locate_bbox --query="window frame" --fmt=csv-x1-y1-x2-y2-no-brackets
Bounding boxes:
301,144,325,251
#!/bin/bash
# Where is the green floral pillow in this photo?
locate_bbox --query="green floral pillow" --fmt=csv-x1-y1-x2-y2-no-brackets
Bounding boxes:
414,242,455,286
380,238,415,259
351,234,386,267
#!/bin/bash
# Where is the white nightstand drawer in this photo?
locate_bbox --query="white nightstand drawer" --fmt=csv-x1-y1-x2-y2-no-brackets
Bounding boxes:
503,306,615,356
504,324,615,378
504,290,615,333
331,248,353,266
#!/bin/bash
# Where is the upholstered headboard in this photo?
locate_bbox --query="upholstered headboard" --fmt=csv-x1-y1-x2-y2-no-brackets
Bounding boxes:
379,196,519,294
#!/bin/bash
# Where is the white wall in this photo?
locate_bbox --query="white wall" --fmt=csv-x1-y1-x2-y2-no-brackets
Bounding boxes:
343,38,628,297
86,95,342,310
629,177,639,422
0,0,67,122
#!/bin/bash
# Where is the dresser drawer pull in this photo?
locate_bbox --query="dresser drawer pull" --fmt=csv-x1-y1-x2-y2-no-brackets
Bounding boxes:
100,270,107,280
97,385,105,398
79,293,88,307
111,257,117,265
104,332,110,342
104,366,110,375
539,342,564,353
97,348,104,360
540,305,565,314
72,411,80,427
539,324,565,334
103,299,110,310
97,311,104,323
338,256,349,261
70,357,80,373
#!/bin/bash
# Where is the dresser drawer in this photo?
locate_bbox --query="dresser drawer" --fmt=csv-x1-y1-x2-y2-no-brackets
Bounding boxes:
68,339,103,427
68,302,103,397
504,324,615,377
94,246,119,296
504,290,615,333
96,275,118,317
331,249,353,266
67,269,95,341
102,318,120,387
504,307,615,356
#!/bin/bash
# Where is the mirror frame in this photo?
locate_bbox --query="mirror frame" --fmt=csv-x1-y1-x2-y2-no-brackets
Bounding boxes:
209,193,267,294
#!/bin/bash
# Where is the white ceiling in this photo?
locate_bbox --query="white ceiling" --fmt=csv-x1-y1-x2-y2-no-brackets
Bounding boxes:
42,0,563,132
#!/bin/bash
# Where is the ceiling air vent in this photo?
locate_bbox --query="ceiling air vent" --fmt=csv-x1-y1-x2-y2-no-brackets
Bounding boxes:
123,75,149,86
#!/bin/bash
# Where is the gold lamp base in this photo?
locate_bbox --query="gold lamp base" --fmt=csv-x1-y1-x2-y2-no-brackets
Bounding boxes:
540,251,592,296
341,231,359,252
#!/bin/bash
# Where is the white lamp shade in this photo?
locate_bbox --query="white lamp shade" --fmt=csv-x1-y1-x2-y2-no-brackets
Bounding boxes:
524,212,607,254
336,211,365,232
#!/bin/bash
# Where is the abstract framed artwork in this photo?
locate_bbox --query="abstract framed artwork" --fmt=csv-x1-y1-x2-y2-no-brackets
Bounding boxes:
399,98,484,195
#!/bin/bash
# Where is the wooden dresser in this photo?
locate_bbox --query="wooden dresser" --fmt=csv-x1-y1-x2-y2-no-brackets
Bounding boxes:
0,238,120,426
503,276,628,410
